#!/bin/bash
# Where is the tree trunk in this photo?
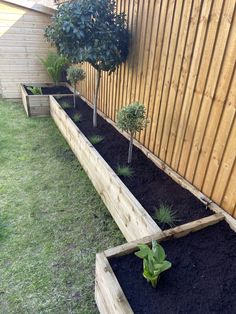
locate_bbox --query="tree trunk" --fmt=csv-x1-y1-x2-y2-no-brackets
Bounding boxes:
128,133,133,164
73,83,76,108
93,69,101,127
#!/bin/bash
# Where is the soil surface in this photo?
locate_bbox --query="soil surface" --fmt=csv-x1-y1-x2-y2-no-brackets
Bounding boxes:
58,95,212,229
110,221,236,314
25,85,72,95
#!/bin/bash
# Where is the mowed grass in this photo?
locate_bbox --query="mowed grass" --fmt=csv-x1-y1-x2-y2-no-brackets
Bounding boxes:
0,101,124,313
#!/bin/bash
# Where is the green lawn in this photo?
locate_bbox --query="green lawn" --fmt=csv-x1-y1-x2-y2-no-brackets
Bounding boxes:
0,101,124,313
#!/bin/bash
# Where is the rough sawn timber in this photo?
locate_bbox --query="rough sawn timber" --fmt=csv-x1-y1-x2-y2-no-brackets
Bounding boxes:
95,213,224,314
20,83,73,117
49,95,161,242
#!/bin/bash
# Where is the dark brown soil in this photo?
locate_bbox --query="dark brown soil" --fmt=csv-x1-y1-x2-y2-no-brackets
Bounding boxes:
25,85,72,95
110,221,236,314
57,95,212,229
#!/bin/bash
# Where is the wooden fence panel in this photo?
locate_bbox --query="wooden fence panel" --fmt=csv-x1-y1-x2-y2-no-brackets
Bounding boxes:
78,0,236,217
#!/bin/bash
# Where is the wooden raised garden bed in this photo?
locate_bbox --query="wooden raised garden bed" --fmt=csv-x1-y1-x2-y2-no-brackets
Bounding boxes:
20,83,74,117
95,213,236,314
49,95,225,242
49,95,160,241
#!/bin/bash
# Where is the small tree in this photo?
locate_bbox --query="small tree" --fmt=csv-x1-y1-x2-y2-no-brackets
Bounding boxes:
45,0,129,127
67,65,86,108
117,102,147,164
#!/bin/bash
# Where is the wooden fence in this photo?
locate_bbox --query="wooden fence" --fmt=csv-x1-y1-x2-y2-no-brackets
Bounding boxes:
78,0,236,217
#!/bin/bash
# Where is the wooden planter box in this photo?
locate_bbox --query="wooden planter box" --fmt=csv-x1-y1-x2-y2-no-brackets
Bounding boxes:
49,95,161,241
95,213,227,314
20,83,74,117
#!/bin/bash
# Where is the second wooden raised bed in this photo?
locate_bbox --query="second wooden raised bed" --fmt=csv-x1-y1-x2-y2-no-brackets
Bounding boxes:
95,213,236,314
20,83,74,117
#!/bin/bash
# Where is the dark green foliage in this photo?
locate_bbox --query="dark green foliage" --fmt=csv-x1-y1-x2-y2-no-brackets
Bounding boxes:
66,65,86,108
27,86,42,95
61,101,71,109
116,165,134,178
154,203,179,228
40,52,67,85
73,112,82,123
88,135,104,145
135,240,172,288
45,0,129,73
117,102,147,134
117,102,147,163
66,65,86,86
45,0,129,127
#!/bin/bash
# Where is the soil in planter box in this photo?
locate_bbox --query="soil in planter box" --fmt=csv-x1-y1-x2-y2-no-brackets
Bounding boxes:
58,95,212,229
110,221,236,314
25,85,72,95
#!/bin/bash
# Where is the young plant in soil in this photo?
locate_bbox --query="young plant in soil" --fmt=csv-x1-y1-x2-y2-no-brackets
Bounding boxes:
73,112,82,123
116,165,134,178
40,52,67,85
135,240,172,288
117,102,148,164
61,102,71,110
66,65,86,108
154,203,179,228
89,135,104,145
27,86,42,95
45,0,129,127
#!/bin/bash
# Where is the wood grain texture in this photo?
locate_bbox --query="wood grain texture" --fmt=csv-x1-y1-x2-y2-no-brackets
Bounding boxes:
77,0,236,217
96,213,225,314
0,0,54,99
49,96,161,242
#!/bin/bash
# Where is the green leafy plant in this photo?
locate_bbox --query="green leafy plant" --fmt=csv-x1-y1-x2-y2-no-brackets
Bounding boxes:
61,102,71,109
40,52,67,85
117,102,148,164
116,165,134,178
135,240,172,288
27,86,42,95
73,112,82,123
66,65,86,108
45,0,129,127
88,135,104,145
154,203,179,228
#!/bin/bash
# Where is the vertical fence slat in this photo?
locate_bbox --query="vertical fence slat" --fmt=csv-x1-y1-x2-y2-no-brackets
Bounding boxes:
75,0,236,216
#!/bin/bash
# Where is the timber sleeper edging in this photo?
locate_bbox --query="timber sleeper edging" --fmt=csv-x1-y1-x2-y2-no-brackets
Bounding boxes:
20,83,74,117
94,213,236,314
49,95,161,242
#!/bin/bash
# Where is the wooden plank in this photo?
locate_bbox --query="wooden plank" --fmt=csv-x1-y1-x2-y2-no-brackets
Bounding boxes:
170,0,213,171
184,0,235,183
175,0,227,177
202,72,236,197
50,96,161,242
0,1,53,99
220,161,236,216
211,123,236,209
148,0,176,152
96,212,227,314
143,0,169,148
193,23,236,190
153,0,184,155
104,213,224,258
20,83,29,116
1,0,55,15
95,253,133,314
160,0,197,163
